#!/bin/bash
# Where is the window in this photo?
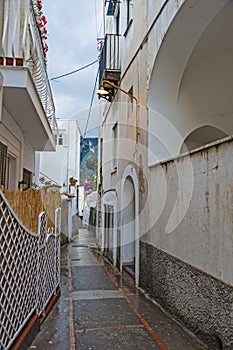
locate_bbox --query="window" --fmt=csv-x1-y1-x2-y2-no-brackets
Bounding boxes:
107,0,117,16
55,130,68,146
58,134,63,145
123,0,133,36
115,3,120,35
112,123,118,169
128,86,134,117
127,0,133,26
23,168,32,188
7,155,16,190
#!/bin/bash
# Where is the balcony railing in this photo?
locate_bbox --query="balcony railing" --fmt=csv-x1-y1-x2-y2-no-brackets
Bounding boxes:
0,0,57,133
99,34,121,88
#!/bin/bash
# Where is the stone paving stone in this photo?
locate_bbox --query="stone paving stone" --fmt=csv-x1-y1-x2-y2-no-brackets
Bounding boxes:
72,289,123,301
75,326,161,350
71,266,116,291
27,229,208,350
73,298,141,330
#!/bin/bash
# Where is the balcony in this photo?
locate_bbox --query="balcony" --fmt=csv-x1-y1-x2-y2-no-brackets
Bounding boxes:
0,0,57,151
99,34,121,99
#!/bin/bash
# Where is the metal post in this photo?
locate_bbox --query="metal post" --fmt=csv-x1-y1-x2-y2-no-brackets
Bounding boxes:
96,99,102,244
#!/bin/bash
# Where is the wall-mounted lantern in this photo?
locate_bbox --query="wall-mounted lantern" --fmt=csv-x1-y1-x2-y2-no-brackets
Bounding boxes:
18,179,28,191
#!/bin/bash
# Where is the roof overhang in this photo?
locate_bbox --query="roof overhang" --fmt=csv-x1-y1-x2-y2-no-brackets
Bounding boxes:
1,66,56,151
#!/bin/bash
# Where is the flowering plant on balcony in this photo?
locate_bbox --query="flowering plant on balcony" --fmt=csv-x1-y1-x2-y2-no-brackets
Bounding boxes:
69,177,78,185
32,0,48,55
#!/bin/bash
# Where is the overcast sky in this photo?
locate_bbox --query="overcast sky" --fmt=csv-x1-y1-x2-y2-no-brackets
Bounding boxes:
43,1,103,135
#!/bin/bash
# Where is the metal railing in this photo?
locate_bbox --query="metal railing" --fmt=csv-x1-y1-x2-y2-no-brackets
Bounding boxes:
99,34,121,86
0,0,58,133
0,190,61,350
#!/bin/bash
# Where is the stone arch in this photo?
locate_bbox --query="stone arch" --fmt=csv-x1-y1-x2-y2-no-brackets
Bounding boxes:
180,125,228,153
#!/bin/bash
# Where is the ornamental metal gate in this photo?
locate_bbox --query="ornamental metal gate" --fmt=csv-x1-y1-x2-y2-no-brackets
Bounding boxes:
0,190,61,350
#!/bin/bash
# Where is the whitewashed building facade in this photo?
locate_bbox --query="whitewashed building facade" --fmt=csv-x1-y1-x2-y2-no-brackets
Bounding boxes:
0,0,57,190
37,119,81,239
37,119,81,191
98,1,233,348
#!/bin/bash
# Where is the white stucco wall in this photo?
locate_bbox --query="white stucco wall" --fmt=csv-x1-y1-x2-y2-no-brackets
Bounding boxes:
144,0,233,286
39,119,81,188
0,105,32,187
23,141,35,173
142,139,233,286
39,146,68,185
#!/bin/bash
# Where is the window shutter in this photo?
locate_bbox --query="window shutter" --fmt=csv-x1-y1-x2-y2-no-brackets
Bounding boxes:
0,142,8,187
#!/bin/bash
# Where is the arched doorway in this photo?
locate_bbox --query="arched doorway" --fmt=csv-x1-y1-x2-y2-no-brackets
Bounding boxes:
120,166,139,286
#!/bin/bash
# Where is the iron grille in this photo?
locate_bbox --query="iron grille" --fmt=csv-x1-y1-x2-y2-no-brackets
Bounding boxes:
99,34,121,86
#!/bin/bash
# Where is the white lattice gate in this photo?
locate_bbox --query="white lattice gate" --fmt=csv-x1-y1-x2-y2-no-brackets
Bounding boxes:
0,190,61,350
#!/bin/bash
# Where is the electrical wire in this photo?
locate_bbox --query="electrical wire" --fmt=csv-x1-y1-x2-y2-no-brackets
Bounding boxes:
83,67,99,137
82,2,103,137
50,59,98,81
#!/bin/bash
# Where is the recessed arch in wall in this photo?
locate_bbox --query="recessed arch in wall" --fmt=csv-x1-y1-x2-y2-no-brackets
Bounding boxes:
148,0,233,164
180,125,228,153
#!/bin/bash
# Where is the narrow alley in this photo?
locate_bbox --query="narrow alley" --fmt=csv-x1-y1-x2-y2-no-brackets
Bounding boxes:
28,229,207,350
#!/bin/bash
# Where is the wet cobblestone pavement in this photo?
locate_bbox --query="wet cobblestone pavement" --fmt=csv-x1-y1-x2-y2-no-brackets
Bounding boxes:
28,229,207,350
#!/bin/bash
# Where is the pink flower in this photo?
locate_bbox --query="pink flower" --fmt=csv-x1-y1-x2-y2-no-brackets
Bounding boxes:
33,0,49,55
37,21,43,28
41,15,47,24
43,43,48,53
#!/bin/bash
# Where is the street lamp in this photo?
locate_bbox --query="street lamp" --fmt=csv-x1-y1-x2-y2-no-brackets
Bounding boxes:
95,79,140,142
18,179,28,191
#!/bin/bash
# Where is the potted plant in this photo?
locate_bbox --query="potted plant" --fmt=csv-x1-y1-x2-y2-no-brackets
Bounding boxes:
69,177,77,186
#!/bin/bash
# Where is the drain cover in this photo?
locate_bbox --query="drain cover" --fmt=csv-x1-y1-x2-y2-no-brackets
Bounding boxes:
72,244,88,248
